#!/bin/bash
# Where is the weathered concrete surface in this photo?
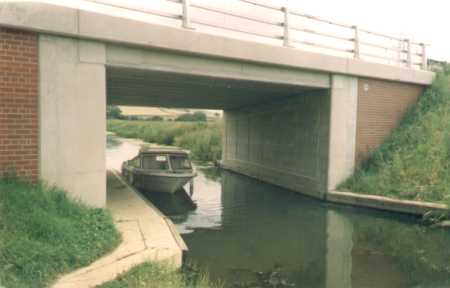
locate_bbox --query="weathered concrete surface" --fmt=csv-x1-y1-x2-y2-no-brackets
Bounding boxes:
105,44,330,109
0,2,434,85
327,191,449,216
327,75,358,190
52,171,186,288
222,90,330,199
39,35,107,207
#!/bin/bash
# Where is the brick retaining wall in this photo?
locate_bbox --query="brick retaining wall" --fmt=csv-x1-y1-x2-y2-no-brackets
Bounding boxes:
355,78,424,164
0,28,38,181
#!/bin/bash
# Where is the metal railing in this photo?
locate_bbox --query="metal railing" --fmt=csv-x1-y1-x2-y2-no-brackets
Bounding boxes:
87,0,428,70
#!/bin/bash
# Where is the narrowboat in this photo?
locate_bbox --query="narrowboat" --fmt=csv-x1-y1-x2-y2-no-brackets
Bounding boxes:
122,147,196,193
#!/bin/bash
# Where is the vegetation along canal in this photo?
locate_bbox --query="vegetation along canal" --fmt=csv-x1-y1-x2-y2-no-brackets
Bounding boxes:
107,135,450,288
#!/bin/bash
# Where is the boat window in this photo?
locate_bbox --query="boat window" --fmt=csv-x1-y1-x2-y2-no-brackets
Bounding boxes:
142,155,169,170
170,155,192,170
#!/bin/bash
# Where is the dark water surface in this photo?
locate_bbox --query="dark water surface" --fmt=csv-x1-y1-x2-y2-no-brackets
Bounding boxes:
107,135,450,288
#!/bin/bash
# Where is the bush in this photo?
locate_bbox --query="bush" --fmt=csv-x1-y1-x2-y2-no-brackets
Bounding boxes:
0,178,121,288
106,105,123,119
149,115,164,121
175,111,207,122
107,120,223,162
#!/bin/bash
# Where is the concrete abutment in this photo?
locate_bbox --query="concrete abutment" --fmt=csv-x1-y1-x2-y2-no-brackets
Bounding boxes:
39,35,107,207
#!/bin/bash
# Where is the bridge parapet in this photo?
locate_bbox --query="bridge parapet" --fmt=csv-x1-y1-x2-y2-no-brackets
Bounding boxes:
87,0,428,70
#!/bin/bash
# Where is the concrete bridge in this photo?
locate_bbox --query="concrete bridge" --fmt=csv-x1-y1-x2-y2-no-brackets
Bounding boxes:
0,1,433,207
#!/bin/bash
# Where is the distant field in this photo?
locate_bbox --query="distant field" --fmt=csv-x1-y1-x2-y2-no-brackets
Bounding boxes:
107,120,223,162
118,107,222,119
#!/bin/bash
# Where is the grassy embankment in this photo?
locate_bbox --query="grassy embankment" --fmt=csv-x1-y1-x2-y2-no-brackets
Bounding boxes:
339,69,450,205
0,178,121,288
107,120,223,162
100,262,222,288
0,178,220,288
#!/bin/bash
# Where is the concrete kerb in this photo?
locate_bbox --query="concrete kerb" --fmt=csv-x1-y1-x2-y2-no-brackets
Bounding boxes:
111,170,188,252
327,190,449,216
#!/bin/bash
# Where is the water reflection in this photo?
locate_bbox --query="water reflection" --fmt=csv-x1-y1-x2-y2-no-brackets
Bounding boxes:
106,135,450,288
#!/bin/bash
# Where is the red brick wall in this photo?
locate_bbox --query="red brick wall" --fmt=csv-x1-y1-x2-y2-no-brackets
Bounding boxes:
0,28,39,181
355,78,424,164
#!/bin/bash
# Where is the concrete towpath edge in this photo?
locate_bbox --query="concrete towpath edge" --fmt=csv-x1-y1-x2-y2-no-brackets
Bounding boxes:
327,190,449,216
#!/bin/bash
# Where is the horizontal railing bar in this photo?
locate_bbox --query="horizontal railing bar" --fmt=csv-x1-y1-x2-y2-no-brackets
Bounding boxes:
290,25,354,42
290,11,353,29
240,0,353,29
87,0,181,19
359,40,404,53
191,2,283,27
359,28,405,42
360,28,424,46
291,38,354,54
191,18,282,39
239,0,282,11
360,51,407,63
167,0,282,26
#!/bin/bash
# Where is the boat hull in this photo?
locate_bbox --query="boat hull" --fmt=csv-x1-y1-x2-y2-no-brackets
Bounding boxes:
133,172,196,194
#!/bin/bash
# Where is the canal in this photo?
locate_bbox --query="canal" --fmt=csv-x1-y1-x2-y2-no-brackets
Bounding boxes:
107,135,450,288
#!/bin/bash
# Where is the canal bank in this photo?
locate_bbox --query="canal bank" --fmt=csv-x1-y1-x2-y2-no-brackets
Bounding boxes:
52,171,186,288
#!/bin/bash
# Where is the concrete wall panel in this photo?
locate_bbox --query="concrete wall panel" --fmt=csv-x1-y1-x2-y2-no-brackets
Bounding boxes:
222,90,330,199
39,35,106,207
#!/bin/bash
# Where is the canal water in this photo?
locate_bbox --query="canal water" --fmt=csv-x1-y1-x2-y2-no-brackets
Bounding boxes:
107,135,450,288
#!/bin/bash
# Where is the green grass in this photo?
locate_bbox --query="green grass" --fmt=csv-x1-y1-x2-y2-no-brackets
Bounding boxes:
107,120,223,162
339,68,450,205
0,178,121,288
99,262,222,288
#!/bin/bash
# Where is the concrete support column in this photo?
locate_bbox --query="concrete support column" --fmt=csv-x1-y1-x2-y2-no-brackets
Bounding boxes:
39,35,106,207
327,75,358,191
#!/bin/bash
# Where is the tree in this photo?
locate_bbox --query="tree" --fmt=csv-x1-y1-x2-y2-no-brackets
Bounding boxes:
107,105,123,119
149,115,164,121
175,111,207,122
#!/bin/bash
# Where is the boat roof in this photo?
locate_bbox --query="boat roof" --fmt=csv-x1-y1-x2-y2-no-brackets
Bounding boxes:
139,147,190,155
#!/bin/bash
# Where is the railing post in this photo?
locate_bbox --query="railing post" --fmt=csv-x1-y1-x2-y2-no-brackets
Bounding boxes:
353,25,360,59
406,38,413,68
282,7,291,47
182,0,194,29
421,43,427,70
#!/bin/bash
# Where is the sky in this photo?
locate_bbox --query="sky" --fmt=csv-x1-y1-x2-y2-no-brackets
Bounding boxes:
40,0,449,62
281,0,449,61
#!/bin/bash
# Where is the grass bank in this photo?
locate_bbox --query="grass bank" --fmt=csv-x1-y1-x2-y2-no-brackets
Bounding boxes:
99,262,222,288
339,69,450,205
0,178,121,288
107,120,223,162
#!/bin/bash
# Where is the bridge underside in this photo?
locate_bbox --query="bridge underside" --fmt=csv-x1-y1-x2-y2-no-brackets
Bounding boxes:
38,35,361,206
107,67,318,110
